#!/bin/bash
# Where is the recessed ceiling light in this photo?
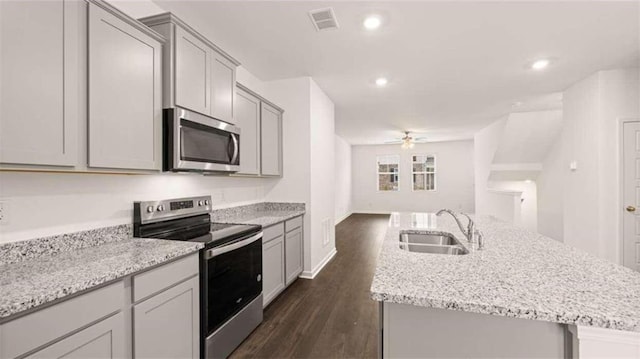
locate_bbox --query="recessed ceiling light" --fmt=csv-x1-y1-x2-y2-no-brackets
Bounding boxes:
375,77,388,87
531,59,550,70
363,15,382,30
513,101,523,107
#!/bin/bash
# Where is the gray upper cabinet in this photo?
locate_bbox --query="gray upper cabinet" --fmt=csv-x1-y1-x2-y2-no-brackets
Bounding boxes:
175,27,211,115
139,13,240,123
88,2,163,170
261,103,283,176
235,87,261,175
0,0,77,166
211,56,236,124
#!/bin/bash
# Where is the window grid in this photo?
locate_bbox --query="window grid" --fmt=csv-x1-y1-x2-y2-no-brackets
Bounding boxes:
412,154,436,191
377,155,400,191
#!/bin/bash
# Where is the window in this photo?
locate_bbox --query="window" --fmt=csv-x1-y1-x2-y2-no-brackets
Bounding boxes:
412,155,436,191
377,155,399,191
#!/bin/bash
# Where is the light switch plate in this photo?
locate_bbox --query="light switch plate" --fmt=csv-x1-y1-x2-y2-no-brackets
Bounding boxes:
569,161,578,171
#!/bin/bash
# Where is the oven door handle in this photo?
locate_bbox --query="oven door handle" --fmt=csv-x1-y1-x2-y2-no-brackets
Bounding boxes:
205,232,262,259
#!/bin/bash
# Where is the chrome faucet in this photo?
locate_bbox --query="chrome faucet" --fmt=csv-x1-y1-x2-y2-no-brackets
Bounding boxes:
436,209,475,242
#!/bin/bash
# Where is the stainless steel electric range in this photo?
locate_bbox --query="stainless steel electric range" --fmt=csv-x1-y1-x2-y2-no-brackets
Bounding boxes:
133,195,263,359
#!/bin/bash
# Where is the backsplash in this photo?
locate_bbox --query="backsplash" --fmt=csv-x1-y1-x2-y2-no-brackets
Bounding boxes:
0,172,279,243
0,224,131,265
210,202,306,221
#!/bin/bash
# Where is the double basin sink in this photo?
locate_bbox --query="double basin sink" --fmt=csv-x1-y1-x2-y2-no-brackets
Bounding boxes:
399,232,469,255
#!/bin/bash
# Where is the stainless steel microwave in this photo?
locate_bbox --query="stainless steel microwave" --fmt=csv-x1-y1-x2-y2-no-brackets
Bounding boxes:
164,107,240,173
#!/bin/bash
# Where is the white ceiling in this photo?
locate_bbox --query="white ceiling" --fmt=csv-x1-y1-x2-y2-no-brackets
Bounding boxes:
151,0,639,144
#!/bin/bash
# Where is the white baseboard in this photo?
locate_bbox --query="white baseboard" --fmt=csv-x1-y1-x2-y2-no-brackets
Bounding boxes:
299,247,337,279
335,212,353,225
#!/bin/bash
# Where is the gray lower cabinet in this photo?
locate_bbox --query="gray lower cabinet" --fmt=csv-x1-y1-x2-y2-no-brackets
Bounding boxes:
87,2,163,170
0,253,199,359
262,216,304,307
27,313,126,359
285,226,304,286
0,0,77,166
263,234,286,307
134,276,200,359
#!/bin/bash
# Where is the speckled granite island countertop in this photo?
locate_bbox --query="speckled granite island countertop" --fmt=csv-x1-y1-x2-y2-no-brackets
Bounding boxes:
210,202,305,227
0,225,203,321
370,212,640,332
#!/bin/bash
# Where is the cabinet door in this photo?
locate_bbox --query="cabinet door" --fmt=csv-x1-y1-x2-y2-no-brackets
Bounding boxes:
235,88,261,175
211,54,236,124
88,3,162,170
285,226,303,286
0,0,77,166
263,235,285,307
134,276,200,359
28,313,125,359
260,103,283,176
175,27,210,115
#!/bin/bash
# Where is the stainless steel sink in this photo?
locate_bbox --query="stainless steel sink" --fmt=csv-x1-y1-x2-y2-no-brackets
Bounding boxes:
399,232,469,255
400,233,458,245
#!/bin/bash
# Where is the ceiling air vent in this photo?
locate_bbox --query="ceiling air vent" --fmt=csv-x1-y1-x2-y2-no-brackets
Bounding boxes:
309,7,339,31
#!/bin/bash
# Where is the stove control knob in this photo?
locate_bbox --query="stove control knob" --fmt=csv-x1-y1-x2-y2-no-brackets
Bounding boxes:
146,205,154,213
198,200,204,206
204,200,210,205
157,205,165,212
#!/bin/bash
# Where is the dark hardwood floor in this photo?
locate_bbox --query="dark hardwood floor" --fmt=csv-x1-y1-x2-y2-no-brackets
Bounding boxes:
230,214,390,359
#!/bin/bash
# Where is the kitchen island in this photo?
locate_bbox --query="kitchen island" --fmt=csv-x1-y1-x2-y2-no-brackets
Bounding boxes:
371,213,640,358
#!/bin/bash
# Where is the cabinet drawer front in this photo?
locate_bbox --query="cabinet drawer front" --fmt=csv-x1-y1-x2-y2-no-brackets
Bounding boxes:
263,223,284,243
27,312,126,359
285,216,303,233
133,254,199,302
1,281,123,359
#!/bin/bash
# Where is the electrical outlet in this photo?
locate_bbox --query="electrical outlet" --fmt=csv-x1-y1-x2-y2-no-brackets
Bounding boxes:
0,201,8,225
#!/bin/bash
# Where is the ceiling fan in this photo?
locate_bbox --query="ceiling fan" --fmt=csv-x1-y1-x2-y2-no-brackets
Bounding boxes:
384,131,428,149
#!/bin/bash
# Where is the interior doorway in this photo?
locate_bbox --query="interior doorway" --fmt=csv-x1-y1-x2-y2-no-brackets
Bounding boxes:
622,120,640,272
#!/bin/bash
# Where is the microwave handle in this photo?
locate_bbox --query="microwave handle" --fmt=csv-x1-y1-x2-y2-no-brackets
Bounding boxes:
229,133,239,164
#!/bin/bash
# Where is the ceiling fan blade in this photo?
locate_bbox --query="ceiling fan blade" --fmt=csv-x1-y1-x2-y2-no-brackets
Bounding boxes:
384,140,402,144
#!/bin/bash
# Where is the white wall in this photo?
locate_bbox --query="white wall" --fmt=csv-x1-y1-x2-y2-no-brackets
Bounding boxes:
309,80,336,272
334,135,352,223
264,77,337,277
537,138,565,241
542,68,640,263
351,140,475,214
474,118,539,231
0,172,275,242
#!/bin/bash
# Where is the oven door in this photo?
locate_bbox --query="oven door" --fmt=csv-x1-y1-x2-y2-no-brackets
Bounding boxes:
204,232,262,335
164,107,240,173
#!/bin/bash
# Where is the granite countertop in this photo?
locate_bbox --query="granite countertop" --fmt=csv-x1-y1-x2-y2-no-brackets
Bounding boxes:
0,227,202,321
370,212,640,332
210,202,305,227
